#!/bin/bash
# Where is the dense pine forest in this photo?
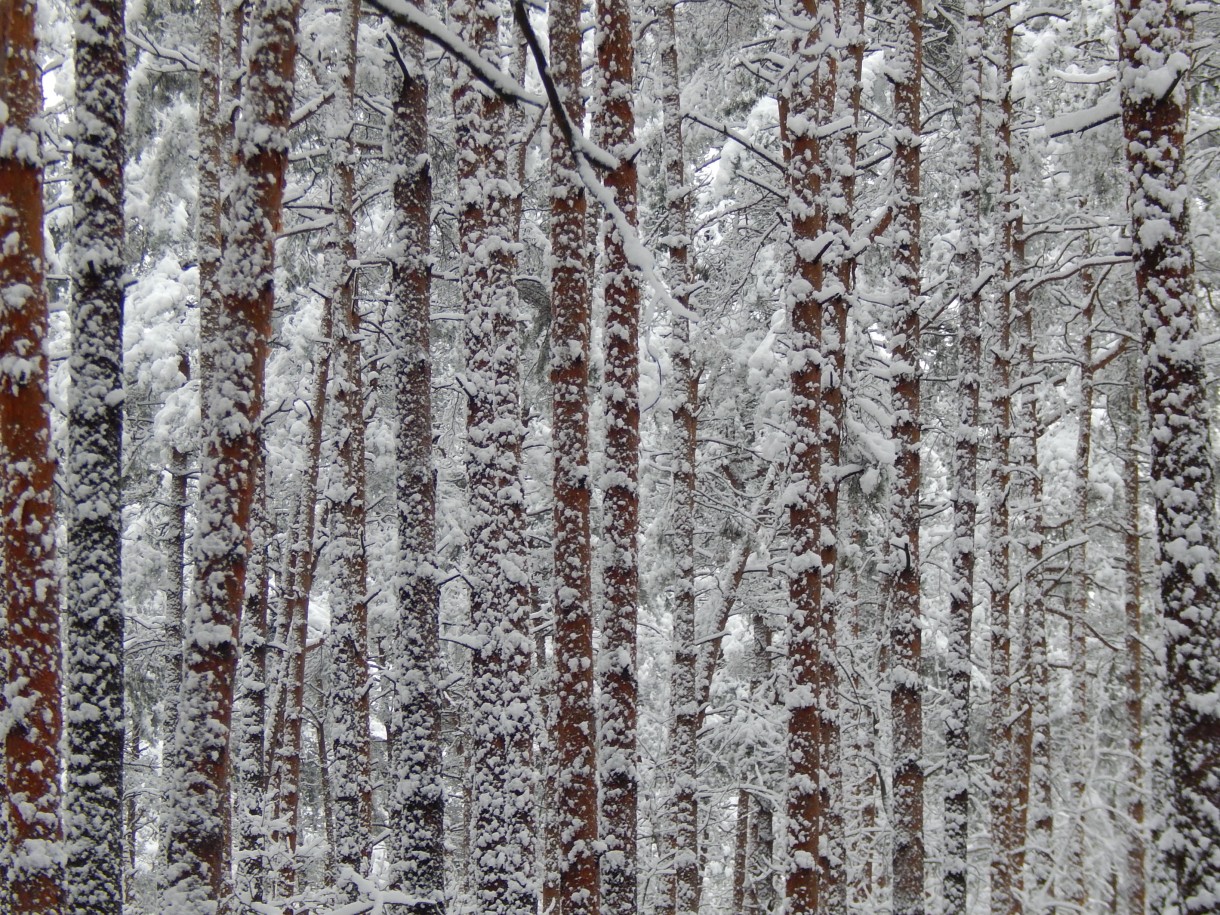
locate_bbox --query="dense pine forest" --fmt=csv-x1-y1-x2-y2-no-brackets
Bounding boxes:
2,0,1219,909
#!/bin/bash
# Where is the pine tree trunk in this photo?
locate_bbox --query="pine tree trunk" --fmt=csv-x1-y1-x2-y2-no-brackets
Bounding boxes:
944,2,984,909
325,0,373,892
451,0,537,909
595,0,642,903
1121,351,1146,915
233,446,270,905
889,0,924,908
658,1,700,911
384,12,445,913
777,0,838,909
164,0,299,902
1,1,64,908
988,16,1028,915
1116,1,1220,907
546,0,600,908
64,0,128,903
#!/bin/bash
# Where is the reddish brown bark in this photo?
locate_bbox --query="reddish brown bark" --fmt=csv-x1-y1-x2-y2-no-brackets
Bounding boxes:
1,1,64,909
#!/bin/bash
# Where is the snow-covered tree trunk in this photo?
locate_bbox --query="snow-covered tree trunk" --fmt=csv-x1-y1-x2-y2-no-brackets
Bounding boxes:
657,0,700,911
383,11,445,913
778,0,841,909
1065,278,1099,912
1121,350,1147,915
944,3,984,909
887,0,924,907
595,0,642,903
1,1,64,909
1116,1,1220,908
451,0,537,909
164,0,300,903
267,347,330,898
64,0,128,904
988,17,1030,915
233,443,270,906
547,0,600,906
324,0,374,892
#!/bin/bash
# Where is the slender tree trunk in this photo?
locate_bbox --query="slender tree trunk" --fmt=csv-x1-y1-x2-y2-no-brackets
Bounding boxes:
164,0,299,902
595,0,641,903
0,1,64,908
1064,278,1100,912
777,0,838,909
546,0,599,908
233,446,270,906
1122,351,1146,915
384,11,445,913
988,15,1028,915
64,0,128,903
451,0,537,909
657,1,700,912
325,0,373,892
889,0,924,908
1116,2,1220,908
944,2,984,909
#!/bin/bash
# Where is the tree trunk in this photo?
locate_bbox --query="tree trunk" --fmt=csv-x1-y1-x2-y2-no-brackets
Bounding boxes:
163,0,299,902
944,2,984,909
547,0,600,908
777,0,838,908
324,0,373,893
451,0,537,909
384,11,445,913
595,0,642,903
656,1,700,912
889,0,924,908
1116,1,1220,907
233,445,270,905
64,0,128,903
0,0,64,908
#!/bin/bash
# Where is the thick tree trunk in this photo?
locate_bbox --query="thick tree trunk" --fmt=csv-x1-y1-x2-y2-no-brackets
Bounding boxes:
64,0,128,904
451,0,537,909
1116,1,1220,908
595,0,642,904
384,12,445,914
777,0,839,909
0,2,64,909
547,0,599,909
163,0,299,903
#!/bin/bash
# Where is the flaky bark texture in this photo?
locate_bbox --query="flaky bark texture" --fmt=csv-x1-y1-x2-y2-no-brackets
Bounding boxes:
384,13,445,914
944,3,984,910
451,0,536,909
547,0,600,909
164,0,299,906
594,0,642,905
1116,1,1220,909
64,0,127,907
324,0,374,892
778,0,843,910
1,2,64,910
888,0,924,910
988,17,1030,915
658,1,700,912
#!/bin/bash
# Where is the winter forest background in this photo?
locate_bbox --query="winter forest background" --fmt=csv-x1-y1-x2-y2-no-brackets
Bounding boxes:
2,0,1219,909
